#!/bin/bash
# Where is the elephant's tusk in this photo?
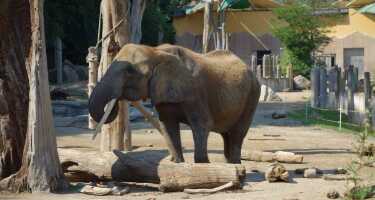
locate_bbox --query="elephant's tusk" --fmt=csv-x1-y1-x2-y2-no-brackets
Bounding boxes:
92,99,117,140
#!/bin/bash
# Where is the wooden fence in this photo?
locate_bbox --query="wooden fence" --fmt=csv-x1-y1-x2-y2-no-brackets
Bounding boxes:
250,54,293,92
310,65,373,128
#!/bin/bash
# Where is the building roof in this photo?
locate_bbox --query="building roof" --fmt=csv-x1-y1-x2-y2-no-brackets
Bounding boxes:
346,0,375,8
177,0,282,16
358,2,375,13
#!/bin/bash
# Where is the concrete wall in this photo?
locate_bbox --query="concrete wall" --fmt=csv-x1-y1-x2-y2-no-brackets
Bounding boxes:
175,32,281,66
173,10,284,36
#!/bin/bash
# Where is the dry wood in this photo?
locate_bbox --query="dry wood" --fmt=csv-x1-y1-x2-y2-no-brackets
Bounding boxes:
59,148,245,192
241,151,303,163
131,101,179,160
118,181,160,189
183,181,234,194
265,163,289,182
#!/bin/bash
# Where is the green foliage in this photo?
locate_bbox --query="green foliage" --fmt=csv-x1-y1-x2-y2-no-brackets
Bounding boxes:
45,0,186,65
142,0,192,46
272,3,331,76
45,0,101,65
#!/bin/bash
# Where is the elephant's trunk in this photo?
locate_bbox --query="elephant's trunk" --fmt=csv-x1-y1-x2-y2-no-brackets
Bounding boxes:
88,61,128,124
88,81,119,124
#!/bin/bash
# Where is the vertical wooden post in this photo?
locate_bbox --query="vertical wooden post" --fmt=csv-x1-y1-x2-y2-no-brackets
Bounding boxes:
256,65,262,81
319,68,327,108
262,55,271,78
55,37,63,85
347,66,355,118
364,72,372,129
287,64,293,91
276,64,281,79
328,66,340,109
364,72,372,108
202,0,212,53
87,47,98,129
353,67,358,92
251,55,257,72
311,67,320,108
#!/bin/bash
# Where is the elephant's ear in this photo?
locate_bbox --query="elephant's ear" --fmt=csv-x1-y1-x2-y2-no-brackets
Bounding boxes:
149,51,197,105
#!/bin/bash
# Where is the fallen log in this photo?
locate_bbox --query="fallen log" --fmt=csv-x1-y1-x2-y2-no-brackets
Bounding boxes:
241,150,303,163
59,148,246,192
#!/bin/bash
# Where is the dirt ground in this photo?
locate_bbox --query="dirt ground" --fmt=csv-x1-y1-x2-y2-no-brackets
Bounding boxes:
2,91,375,200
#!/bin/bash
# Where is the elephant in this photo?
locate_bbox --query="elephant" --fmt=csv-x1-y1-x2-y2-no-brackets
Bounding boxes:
88,43,260,163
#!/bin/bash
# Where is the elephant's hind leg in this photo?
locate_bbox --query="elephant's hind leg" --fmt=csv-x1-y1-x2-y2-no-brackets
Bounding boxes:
224,97,259,163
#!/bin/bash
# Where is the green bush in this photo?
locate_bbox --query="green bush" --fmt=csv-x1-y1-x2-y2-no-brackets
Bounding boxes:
272,3,331,76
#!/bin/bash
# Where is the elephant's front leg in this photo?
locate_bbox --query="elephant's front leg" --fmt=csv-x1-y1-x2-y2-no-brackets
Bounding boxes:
160,119,184,162
183,104,211,163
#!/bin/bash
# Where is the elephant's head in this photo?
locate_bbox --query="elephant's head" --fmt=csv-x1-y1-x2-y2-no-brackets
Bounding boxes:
88,44,196,124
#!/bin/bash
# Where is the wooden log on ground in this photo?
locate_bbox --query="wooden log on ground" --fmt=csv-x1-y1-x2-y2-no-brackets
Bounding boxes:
241,150,303,163
59,149,246,192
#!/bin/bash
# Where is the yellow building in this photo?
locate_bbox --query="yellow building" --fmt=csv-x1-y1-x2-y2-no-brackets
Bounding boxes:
173,0,283,65
320,0,375,77
173,0,375,76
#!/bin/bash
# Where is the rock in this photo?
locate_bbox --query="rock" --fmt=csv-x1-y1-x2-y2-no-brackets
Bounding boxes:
363,143,374,156
293,75,310,90
304,168,320,178
260,85,282,102
327,189,340,199
265,163,290,182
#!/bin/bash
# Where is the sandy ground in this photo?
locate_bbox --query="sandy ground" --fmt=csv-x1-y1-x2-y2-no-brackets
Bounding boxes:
2,91,375,200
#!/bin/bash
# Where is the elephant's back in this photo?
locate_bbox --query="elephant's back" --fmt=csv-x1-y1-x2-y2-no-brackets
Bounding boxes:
199,51,257,132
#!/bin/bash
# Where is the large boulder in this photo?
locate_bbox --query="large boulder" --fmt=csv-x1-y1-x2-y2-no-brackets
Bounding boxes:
294,75,310,90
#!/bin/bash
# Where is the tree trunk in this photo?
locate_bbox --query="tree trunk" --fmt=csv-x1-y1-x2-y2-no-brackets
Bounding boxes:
202,1,212,53
0,0,68,192
0,0,30,180
97,0,146,152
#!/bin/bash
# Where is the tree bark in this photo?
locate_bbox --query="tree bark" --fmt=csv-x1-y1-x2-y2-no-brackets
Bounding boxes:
0,0,30,181
0,0,68,192
97,0,146,152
